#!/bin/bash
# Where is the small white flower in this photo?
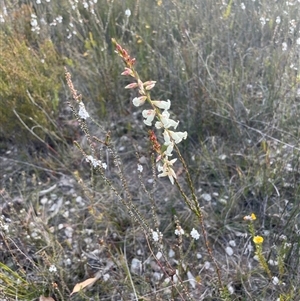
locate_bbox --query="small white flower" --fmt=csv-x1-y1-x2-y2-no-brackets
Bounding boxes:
151,229,162,242
282,42,287,51
36,0,41,3
152,99,171,110
142,109,156,126
1,223,9,232
137,164,143,172
125,9,131,17
268,259,278,266
163,130,171,144
50,19,57,26
272,276,279,285
49,265,57,273
64,258,71,266
132,96,147,107
31,18,38,27
0,15,4,23
144,81,156,90
103,273,110,281
155,111,179,129
168,130,188,144
152,231,159,241
240,3,245,10
260,17,266,26
175,227,184,236
279,234,287,241
78,102,90,119
276,16,281,24
164,142,174,157
190,228,200,240
56,15,63,23
297,38,300,45
86,155,102,168
157,158,177,184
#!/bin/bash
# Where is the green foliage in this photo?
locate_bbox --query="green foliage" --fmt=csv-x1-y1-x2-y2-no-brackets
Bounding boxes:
0,5,63,144
0,262,41,300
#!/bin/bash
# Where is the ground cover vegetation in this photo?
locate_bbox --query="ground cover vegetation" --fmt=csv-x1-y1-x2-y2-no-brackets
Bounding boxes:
0,0,300,300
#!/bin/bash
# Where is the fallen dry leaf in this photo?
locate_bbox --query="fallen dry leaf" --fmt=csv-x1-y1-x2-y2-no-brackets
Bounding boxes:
39,296,55,301
70,277,98,296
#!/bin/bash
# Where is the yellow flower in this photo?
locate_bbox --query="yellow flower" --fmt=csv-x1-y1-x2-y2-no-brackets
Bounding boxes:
253,236,264,244
243,213,256,221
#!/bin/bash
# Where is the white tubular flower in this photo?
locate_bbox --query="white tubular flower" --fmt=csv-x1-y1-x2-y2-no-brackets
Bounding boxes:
169,130,187,144
163,130,171,145
157,158,177,185
143,80,156,90
121,67,134,77
155,111,179,129
78,102,90,119
138,79,146,95
125,82,138,89
152,99,171,110
132,96,147,107
142,109,156,126
164,142,174,157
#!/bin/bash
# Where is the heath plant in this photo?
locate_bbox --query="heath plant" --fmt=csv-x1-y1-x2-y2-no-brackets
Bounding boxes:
63,39,232,300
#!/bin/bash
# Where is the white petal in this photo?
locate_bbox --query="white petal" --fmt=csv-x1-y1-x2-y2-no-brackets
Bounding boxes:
225,246,234,256
152,99,171,110
163,130,171,144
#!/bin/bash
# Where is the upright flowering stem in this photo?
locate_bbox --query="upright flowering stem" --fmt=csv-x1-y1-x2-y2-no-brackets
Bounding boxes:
112,39,225,296
244,214,272,279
